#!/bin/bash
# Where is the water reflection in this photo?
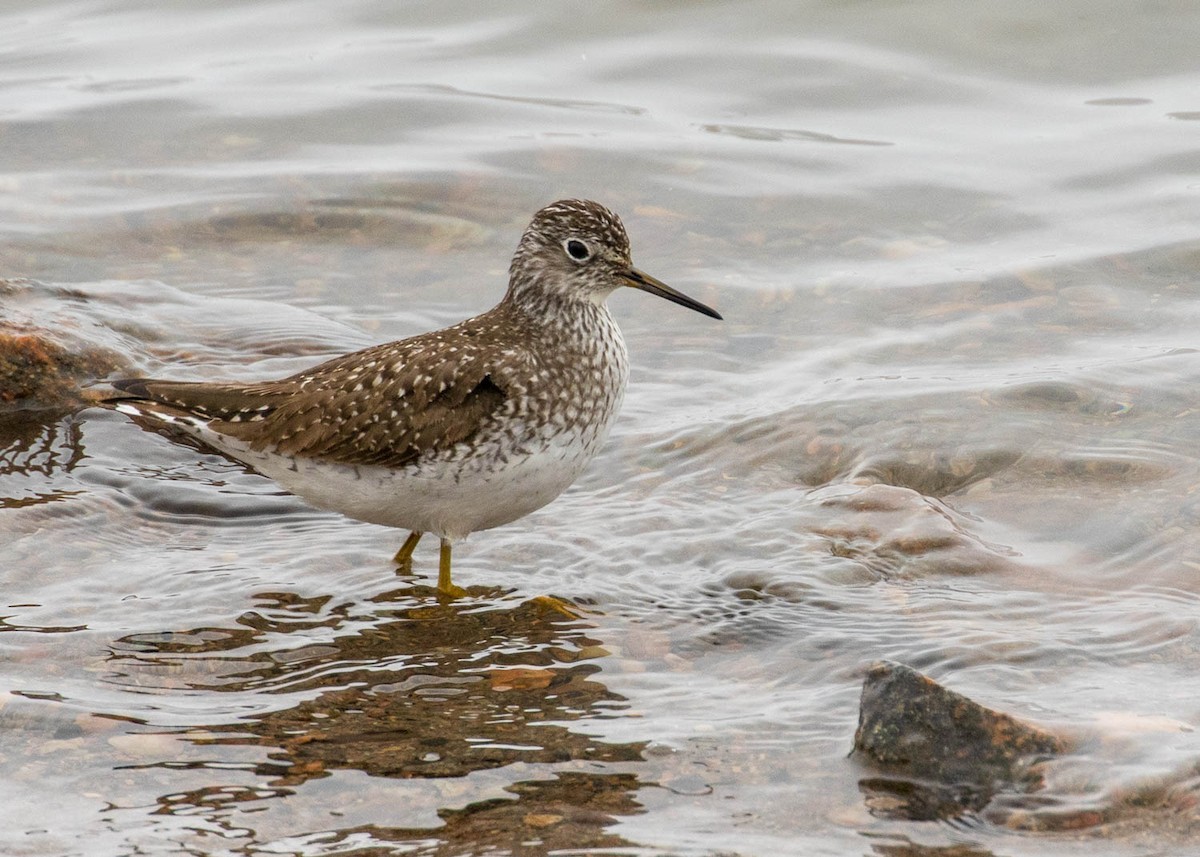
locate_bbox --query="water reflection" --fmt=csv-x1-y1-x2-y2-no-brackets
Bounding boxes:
152,770,649,856
0,412,85,487
865,838,997,857
859,776,991,824
105,581,650,852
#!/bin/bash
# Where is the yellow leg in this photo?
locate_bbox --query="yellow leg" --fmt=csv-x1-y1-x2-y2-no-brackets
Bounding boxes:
392,531,422,564
437,538,467,597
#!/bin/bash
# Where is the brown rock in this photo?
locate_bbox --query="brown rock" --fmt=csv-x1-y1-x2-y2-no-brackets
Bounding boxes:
0,278,125,412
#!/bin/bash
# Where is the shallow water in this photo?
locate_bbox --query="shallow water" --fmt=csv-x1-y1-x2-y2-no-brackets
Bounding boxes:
3,1,1200,855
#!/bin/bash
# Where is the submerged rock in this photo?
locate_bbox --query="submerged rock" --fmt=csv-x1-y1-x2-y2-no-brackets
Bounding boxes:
0,279,126,413
853,661,1064,820
0,329,117,411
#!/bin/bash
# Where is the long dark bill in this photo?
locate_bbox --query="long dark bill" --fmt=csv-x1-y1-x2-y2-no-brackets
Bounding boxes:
622,268,723,320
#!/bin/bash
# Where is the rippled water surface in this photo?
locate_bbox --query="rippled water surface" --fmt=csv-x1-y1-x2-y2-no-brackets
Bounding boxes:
3,2,1200,855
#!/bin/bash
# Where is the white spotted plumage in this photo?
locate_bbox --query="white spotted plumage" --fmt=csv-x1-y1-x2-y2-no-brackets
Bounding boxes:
109,199,720,585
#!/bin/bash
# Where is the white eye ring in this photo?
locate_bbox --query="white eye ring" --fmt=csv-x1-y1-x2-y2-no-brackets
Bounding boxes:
563,238,591,263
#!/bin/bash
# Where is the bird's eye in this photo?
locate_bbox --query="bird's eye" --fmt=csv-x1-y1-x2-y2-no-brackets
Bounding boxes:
564,239,591,262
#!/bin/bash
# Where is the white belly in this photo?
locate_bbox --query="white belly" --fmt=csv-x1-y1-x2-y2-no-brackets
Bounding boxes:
240,432,602,540
168,406,619,542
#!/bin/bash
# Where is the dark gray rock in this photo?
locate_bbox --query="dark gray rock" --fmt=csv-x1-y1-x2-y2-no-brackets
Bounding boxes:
853,661,1065,820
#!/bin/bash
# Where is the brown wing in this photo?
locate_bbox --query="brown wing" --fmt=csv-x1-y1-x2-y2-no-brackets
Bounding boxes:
110,322,520,468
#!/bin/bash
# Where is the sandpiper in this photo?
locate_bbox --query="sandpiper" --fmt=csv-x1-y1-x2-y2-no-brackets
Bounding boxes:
109,199,721,594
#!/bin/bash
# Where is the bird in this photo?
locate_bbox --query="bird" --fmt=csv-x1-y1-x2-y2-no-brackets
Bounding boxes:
108,199,722,596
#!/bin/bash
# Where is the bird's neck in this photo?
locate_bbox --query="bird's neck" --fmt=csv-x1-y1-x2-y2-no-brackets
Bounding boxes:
502,279,622,351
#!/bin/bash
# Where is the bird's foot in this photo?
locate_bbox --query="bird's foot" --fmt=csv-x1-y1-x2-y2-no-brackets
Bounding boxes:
436,581,471,600
530,594,585,619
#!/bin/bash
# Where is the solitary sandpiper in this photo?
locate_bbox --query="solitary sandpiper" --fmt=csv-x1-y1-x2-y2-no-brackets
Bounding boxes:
109,199,722,594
